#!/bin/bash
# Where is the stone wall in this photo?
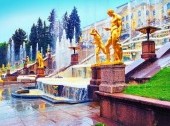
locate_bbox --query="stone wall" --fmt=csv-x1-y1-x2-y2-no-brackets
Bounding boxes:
96,92,170,126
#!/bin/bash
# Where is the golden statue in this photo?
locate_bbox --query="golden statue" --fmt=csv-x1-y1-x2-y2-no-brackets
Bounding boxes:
36,51,44,68
6,62,10,70
0,69,3,83
90,28,106,64
104,9,123,64
113,43,123,64
1,64,6,73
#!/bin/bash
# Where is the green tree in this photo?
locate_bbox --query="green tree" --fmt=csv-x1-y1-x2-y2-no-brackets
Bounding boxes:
70,7,82,43
42,21,52,55
37,18,44,51
65,7,82,43
0,42,8,66
12,28,27,61
62,12,69,39
67,15,74,43
29,23,38,60
48,9,57,52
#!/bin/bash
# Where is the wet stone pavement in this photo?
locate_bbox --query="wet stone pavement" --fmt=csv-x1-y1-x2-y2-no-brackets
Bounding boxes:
0,84,118,126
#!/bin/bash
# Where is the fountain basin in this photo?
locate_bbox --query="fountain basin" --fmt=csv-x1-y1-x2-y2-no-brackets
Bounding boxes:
17,75,37,83
12,77,91,104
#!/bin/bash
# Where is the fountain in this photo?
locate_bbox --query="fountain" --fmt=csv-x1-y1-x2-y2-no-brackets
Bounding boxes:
36,43,39,54
23,42,26,60
55,36,71,72
41,47,43,55
30,45,32,61
11,39,15,66
19,44,23,66
7,43,11,64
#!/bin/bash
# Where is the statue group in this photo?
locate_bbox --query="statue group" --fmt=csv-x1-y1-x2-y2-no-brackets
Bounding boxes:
90,9,123,65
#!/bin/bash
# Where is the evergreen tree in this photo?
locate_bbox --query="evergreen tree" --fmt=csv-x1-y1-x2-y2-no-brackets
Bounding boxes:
12,28,27,60
42,21,52,55
0,42,8,66
48,9,56,52
71,7,82,43
62,12,69,39
58,21,63,42
66,7,82,43
67,17,74,43
29,23,38,60
37,18,44,51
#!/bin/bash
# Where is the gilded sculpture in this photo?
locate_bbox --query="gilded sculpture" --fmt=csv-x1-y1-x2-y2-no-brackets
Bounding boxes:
1,64,6,73
90,9,123,65
0,69,3,83
36,51,44,68
90,28,106,64
6,63,10,70
104,9,123,64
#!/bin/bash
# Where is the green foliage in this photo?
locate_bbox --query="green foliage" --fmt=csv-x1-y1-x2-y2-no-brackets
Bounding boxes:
95,123,105,126
41,21,52,55
12,28,27,60
0,42,8,66
48,9,57,51
70,6,82,43
29,23,38,60
67,15,74,43
29,18,52,60
63,7,82,43
124,67,170,101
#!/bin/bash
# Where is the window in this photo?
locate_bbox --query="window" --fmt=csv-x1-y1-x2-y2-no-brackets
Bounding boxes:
153,10,156,16
131,14,133,19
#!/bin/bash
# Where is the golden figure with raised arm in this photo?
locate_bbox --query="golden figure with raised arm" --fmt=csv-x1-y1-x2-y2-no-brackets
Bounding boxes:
104,9,123,64
90,28,106,64
36,51,44,68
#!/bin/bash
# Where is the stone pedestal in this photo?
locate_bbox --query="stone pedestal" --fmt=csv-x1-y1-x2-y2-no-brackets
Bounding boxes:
141,40,156,60
47,52,53,69
36,68,45,78
88,66,101,100
23,67,29,75
6,69,10,75
71,53,78,65
99,64,126,94
47,57,53,69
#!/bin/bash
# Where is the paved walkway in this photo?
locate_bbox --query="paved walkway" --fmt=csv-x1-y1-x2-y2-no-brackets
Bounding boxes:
0,84,118,126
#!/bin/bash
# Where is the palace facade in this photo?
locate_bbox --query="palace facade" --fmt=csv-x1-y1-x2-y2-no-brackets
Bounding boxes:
81,0,170,61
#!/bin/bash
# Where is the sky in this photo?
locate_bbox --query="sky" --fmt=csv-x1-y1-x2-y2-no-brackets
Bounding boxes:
0,0,129,42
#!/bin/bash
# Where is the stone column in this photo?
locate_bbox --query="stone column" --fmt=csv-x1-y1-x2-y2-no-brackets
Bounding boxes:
71,53,78,65
47,51,53,69
141,40,156,60
36,68,45,78
99,64,126,93
96,64,127,121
